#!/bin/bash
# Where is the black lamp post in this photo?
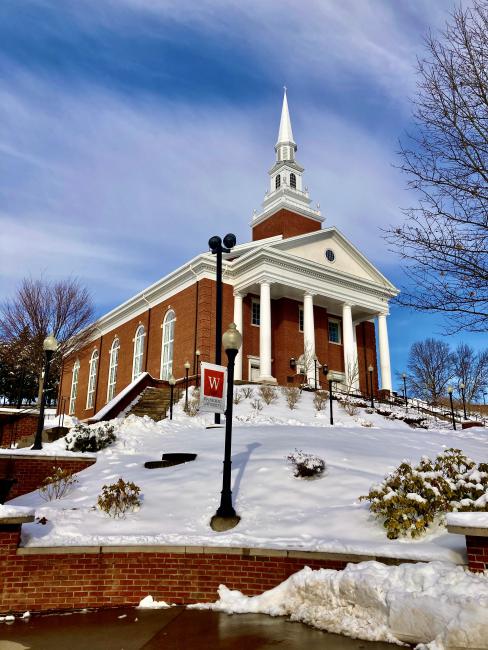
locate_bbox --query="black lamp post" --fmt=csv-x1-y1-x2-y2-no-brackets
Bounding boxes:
169,374,176,420
195,349,201,389
209,233,237,425
448,386,456,430
459,382,467,420
211,323,242,530
184,360,190,410
32,333,58,450
368,365,374,409
327,371,334,425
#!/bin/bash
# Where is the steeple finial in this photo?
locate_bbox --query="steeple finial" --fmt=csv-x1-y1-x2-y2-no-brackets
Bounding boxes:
276,87,295,146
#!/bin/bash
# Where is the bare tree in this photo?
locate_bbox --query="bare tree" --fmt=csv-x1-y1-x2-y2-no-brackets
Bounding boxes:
407,338,454,404
452,343,488,403
341,358,360,415
386,2,488,333
0,277,95,400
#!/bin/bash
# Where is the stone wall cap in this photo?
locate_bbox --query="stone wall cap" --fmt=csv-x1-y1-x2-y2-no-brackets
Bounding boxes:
0,451,96,462
0,504,35,524
446,512,488,534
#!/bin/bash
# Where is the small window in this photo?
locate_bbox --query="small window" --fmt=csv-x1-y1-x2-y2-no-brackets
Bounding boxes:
275,175,281,189
290,173,296,189
325,249,335,262
328,320,341,344
298,306,304,332
69,360,80,415
251,300,260,326
86,349,98,409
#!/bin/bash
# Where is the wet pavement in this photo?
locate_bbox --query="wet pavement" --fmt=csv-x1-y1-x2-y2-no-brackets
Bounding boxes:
0,607,395,650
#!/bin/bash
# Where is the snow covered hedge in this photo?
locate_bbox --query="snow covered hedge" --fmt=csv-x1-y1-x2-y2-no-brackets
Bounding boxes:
361,448,488,539
65,422,116,453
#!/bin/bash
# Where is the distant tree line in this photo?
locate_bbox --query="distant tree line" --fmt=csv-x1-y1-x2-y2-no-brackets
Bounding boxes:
404,338,488,406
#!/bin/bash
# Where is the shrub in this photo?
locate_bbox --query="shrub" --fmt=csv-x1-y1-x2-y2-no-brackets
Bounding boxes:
250,398,263,411
313,391,328,412
287,449,326,478
39,467,78,501
259,385,278,405
360,448,488,539
233,389,243,405
282,386,301,410
342,399,359,416
241,386,253,399
97,478,141,518
65,422,116,453
185,389,200,417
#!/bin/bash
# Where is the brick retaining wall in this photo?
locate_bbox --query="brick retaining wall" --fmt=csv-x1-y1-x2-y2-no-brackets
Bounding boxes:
0,413,38,448
0,454,96,501
466,535,488,572
0,518,419,615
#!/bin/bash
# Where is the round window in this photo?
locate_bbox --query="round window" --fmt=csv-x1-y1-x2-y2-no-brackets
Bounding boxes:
325,249,335,262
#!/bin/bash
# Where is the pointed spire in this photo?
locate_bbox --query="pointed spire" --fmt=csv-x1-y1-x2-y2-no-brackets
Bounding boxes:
276,87,295,145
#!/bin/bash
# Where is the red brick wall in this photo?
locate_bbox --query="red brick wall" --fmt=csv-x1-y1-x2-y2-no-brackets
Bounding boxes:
466,535,488,573
252,209,321,241
0,456,96,500
0,415,38,448
0,531,352,614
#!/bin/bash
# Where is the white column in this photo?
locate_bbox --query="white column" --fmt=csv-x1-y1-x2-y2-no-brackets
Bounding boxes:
303,292,316,385
377,312,392,392
233,291,245,381
342,303,356,388
258,281,275,382
352,322,360,390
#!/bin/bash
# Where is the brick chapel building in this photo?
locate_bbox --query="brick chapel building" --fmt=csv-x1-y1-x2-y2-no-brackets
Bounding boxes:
60,91,398,420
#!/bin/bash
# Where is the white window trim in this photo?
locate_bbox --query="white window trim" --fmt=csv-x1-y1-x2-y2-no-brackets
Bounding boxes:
160,310,176,380
328,318,342,345
69,360,80,415
132,325,145,382
298,306,304,333
107,338,120,403
251,299,260,327
86,349,98,410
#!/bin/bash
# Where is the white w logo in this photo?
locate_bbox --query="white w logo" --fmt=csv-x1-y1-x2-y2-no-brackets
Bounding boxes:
208,376,221,390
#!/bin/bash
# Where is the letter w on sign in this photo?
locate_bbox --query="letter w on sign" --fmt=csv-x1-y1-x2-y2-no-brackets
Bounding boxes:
200,362,227,413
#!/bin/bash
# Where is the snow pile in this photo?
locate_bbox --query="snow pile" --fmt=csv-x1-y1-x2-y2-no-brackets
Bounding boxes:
137,595,170,609
193,561,488,649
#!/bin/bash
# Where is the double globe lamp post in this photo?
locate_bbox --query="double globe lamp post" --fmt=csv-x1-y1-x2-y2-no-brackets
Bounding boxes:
32,333,58,450
211,323,242,531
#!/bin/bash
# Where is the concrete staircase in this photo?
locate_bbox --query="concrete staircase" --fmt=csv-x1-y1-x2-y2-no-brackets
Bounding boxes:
127,386,179,422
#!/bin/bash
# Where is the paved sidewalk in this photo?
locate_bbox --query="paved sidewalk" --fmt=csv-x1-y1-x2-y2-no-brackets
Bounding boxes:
0,607,394,650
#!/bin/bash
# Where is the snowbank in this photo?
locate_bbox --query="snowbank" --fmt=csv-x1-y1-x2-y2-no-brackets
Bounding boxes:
192,561,488,649
0,504,35,519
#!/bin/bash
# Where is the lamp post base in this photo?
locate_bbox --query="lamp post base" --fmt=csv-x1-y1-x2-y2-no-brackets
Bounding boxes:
210,514,241,532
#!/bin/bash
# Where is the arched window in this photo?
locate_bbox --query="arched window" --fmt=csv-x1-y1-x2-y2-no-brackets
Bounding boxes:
107,338,120,402
160,310,176,380
69,360,80,415
86,349,98,409
290,173,296,189
275,175,281,189
132,325,145,381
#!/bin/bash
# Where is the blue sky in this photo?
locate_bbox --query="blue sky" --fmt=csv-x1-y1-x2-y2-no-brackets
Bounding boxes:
0,0,483,384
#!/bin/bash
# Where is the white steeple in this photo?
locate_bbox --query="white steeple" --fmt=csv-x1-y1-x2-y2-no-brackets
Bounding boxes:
275,87,297,163
251,89,324,234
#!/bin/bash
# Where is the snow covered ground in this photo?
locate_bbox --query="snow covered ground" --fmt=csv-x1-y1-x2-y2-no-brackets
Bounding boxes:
9,386,487,563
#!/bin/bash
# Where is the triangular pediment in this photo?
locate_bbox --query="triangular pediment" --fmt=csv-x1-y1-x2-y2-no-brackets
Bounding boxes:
267,228,396,289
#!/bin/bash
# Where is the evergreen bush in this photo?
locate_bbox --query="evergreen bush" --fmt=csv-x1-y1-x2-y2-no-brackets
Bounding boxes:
65,422,116,453
287,449,326,478
361,448,488,539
